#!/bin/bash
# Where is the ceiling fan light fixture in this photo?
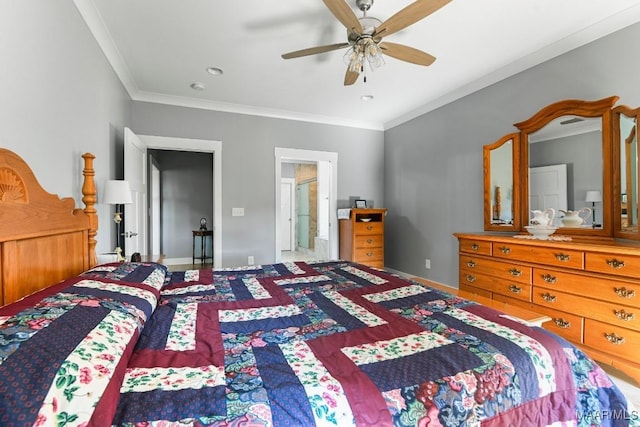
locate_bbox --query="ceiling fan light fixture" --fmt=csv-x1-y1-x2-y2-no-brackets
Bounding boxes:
344,38,383,74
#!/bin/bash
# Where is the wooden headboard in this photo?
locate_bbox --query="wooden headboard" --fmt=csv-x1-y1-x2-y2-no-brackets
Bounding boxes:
0,148,97,306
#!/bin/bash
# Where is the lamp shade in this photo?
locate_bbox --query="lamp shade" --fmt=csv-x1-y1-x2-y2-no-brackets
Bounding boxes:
102,180,133,205
585,190,602,203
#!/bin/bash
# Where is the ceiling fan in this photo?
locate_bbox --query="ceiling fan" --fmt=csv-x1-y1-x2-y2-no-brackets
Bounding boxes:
281,0,451,85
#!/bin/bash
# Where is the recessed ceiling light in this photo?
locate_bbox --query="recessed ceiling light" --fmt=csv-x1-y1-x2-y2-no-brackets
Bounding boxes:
361,95,374,101
190,82,205,91
206,67,223,76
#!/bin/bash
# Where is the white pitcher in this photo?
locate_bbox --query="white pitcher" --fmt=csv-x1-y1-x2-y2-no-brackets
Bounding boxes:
559,208,591,227
530,208,555,226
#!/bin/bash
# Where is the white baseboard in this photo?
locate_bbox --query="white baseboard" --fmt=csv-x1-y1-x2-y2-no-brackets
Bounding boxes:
163,257,194,265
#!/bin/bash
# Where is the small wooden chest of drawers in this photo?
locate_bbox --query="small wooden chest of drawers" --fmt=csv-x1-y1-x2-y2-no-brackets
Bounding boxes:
455,232,640,385
339,208,387,268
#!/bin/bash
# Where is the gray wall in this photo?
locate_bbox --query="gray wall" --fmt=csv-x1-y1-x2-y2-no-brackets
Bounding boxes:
385,22,640,286
6,2,640,280
149,150,213,259
131,102,385,266
0,1,132,255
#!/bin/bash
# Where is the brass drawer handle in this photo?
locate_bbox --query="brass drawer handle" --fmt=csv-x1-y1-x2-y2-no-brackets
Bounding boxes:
614,287,636,298
508,268,522,277
607,259,626,269
366,252,373,257
554,318,570,328
366,226,373,231
367,239,373,244
542,274,557,284
499,246,511,255
465,274,476,283
470,243,479,251
555,253,570,262
614,309,635,321
509,284,522,294
466,260,476,268
542,293,557,303
604,332,625,345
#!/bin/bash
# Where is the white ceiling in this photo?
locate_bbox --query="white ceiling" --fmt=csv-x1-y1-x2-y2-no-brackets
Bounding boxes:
74,0,640,130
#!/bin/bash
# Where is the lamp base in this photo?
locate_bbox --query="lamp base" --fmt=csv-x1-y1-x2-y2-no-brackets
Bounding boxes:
115,247,125,262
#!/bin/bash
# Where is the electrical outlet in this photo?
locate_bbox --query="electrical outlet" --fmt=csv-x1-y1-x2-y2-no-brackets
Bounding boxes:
425,259,431,269
248,255,254,265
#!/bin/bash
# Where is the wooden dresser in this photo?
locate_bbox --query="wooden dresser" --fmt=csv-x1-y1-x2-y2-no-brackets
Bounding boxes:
339,208,387,268
455,232,640,385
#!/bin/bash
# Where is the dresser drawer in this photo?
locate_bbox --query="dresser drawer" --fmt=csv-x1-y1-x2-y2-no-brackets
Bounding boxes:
354,222,383,235
354,234,383,248
493,295,583,342
459,270,531,301
533,285,640,331
492,243,584,269
459,269,494,292
459,255,532,284
534,268,640,308
585,252,640,279
492,280,531,302
584,319,640,361
532,287,578,314
354,247,383,263
459,238,492,256
459,283,492,300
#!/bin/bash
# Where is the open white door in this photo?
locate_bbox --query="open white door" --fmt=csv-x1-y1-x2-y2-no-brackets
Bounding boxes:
529,164,568,227
280,178,295,251
124,128,148,256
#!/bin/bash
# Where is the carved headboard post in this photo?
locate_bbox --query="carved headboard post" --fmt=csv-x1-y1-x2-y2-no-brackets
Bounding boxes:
82,153,98,267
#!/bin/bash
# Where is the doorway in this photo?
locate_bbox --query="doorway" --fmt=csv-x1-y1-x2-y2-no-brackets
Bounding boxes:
125,129,222,267
274,148,338,262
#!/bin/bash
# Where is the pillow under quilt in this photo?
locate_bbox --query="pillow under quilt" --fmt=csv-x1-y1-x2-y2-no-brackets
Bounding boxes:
0,261,168,427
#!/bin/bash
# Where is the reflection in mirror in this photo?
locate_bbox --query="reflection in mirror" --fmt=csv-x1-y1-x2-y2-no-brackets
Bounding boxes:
484,133,519,231
619,112,637,233
490,139,513,225
528,116,602,228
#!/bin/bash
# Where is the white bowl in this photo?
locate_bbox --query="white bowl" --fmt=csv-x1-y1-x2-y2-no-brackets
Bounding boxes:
524,225,558,239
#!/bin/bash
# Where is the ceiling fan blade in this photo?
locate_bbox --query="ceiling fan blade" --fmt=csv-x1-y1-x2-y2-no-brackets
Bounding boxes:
344,69,359,86
373,0,451,39
379,42,436,66
322,0,363,34
282,42,350,59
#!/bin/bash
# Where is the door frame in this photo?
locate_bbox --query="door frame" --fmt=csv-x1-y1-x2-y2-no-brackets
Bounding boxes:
274,148,338,261
281,177,296,251
139,134,222,267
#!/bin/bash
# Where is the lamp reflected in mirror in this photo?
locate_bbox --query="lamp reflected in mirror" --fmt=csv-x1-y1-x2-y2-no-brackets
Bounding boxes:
585,190,602,228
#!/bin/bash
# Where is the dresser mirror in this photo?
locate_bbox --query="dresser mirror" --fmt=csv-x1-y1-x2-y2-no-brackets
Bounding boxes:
527,116,603,227
613,105,640,238
484,96,618,237
483,133,520,231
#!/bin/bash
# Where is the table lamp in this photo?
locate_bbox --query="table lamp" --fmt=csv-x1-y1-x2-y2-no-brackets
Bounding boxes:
585,190,602,228
103,180,133,260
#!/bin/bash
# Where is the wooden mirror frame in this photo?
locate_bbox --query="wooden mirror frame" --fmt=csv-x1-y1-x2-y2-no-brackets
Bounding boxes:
613,104,640,240
483,133,521,231
515,96,617,237
484,96,620,236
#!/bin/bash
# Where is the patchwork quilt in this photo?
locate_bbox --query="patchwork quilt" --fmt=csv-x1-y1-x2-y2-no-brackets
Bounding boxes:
0,261,637,426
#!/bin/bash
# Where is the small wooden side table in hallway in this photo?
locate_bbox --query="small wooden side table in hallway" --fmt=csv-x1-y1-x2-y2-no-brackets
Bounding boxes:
192,229,213,265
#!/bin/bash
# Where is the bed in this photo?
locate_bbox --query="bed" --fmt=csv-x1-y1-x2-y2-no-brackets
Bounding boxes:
0,148,637,426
